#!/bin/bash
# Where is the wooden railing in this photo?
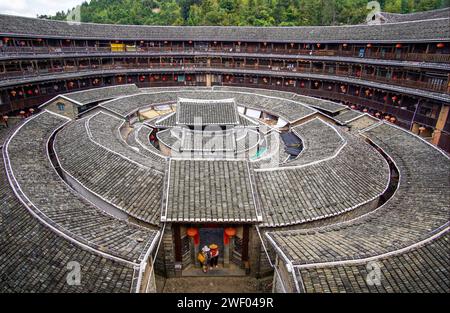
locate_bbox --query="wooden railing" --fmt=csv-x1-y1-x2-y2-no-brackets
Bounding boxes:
1,62,448,94
1,45,449,63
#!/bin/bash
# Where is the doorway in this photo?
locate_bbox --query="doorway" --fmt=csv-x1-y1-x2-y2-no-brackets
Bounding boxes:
199,227,224,264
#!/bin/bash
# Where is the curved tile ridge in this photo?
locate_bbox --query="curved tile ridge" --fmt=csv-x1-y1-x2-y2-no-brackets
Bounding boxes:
256,131,389,227
265,122,450,265
64,84,141,105
133,123,168,164
285,117,346,167
87,111,163,172
55,116,163,225
3,111,158,264
0,150,136,292
295,229,449,293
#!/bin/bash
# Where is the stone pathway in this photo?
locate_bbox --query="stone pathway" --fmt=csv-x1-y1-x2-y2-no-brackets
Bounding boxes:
159,276,264,293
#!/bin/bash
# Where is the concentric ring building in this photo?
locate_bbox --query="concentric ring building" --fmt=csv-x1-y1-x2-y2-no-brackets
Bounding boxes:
0,9,449,293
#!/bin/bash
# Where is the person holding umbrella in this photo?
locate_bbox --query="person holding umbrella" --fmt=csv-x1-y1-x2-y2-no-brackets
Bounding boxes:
209,244,219,269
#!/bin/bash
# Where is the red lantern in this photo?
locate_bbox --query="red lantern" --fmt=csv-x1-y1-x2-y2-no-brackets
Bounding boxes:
187,227,198,237
436,43,445,48
225,227,236,237
366,43,372,48
342,43,348,48
187,227,199,245
395,43,402,48
224,227,236,245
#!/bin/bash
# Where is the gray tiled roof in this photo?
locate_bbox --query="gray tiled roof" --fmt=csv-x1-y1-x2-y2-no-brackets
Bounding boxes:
257,131,389,227
5,111,157,262
176,98,240,126
180,128,237,152
101,90,316,123
133,124,168,164
213,86,347,114
379,8,450,23
64,84,140,105
153,110,257,129
297,232,449,293
154,112,177,128
86,111,164,170
0,152,136,293
158,127,260,159
267,123,450,265
156,128,182,150
0,14,448,43
54,112,163,225
333,109,364,124
163,159,260,222
287,118,345,166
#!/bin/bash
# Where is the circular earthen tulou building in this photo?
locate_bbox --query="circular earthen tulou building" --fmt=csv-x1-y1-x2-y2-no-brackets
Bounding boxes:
0,9,449,293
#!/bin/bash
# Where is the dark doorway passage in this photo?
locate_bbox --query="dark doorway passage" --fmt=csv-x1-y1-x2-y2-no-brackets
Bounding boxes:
199,227,224,261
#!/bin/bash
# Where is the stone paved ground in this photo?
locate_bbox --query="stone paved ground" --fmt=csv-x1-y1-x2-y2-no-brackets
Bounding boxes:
158,276,268,293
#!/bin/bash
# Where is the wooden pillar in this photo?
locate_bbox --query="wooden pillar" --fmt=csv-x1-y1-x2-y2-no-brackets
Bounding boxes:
431,105,450,146
173,224,182,262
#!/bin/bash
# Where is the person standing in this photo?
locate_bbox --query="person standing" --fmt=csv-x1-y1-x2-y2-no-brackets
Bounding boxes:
209,244,219,269
198,246,211,273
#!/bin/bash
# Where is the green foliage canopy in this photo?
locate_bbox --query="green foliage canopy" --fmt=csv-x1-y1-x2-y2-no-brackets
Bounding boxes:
40,0,449,26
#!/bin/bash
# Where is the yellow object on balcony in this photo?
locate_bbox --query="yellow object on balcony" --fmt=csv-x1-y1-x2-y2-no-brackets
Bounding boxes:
110,43,125,52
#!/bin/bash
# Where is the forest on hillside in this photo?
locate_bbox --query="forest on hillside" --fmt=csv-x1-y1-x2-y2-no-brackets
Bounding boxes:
39,0,450,26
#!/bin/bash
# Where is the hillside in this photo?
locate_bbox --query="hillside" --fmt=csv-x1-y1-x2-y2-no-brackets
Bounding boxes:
39,0,450,26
